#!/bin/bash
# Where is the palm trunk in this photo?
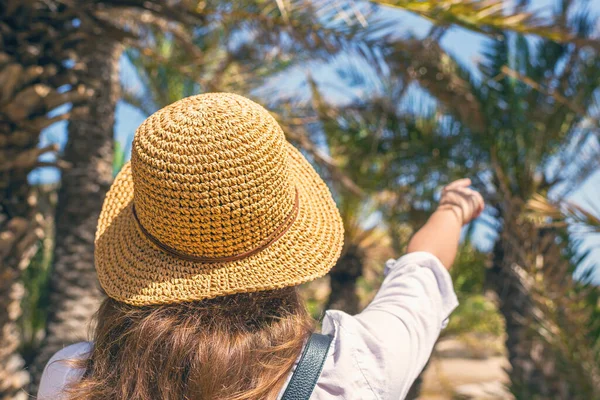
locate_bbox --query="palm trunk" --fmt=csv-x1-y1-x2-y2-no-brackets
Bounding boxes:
0,181,40,400
29,40,122,390
326,244,364,315
0,96,40,399
0,2,84,396
486,198,572,399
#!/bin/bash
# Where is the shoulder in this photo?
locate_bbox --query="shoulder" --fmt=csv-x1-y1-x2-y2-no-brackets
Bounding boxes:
38,342,93,400
312,252,459,400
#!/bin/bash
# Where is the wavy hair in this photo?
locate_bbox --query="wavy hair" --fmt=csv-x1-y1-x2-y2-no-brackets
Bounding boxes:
66,287,314,400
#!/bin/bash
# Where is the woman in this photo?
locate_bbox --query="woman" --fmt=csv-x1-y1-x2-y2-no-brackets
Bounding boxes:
38,93,484,400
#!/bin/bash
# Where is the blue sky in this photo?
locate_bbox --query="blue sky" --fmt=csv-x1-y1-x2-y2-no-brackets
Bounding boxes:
30,0,600,280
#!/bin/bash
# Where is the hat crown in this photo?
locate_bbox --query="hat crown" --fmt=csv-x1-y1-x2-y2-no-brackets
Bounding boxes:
131,93,296,259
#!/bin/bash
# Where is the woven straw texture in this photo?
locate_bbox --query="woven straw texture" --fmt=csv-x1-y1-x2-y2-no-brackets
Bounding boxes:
95,93,344,306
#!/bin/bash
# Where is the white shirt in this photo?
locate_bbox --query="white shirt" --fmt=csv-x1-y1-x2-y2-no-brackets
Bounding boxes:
39,251,458,399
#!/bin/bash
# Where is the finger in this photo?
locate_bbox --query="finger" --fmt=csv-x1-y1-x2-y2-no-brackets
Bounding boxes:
465,188,479,204
458,187,480,206
454,187,478,198
474,191,485,209
469,190,485,218
445,178,472,190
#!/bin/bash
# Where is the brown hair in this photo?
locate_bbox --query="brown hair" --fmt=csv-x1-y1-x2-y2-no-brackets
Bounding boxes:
66,287,314,400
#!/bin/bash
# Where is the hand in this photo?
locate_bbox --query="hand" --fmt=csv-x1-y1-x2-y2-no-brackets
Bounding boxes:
438,178,485,226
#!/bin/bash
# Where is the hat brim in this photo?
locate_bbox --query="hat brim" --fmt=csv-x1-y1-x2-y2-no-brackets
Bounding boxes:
95,142,344,306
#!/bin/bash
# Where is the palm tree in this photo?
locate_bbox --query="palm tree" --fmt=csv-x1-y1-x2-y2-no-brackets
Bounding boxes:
380,2,600,397
0,2,91,396
28,41,123,389
302,73,487,314
526,193,600,389
269,0,568,318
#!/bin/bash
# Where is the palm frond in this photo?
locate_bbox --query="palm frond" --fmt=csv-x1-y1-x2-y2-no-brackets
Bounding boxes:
527,194,600,234
372,0,572,41
501,65,600,131
384,38,486,132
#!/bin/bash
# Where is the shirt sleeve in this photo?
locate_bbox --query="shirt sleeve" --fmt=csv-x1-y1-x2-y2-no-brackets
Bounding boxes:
317,251,458,400
37,342,92,400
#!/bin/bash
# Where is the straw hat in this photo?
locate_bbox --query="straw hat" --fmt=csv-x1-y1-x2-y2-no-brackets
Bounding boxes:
94,93,344,306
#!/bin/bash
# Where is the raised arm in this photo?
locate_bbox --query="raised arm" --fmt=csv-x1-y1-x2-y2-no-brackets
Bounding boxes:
407,178,484,269
321,179,485,398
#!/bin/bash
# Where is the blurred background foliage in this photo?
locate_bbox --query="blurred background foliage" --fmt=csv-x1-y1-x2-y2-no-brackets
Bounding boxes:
1,0,599,399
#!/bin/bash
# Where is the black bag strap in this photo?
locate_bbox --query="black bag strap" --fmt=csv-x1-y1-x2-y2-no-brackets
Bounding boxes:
280,333,333,400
